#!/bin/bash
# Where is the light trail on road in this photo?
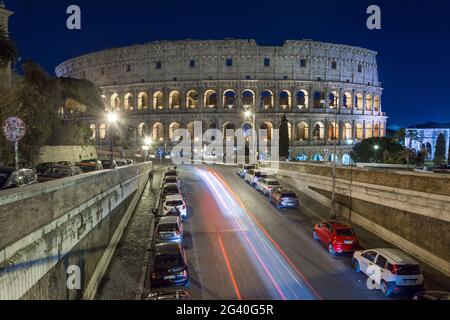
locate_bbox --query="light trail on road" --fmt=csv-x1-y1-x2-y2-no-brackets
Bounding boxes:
197,167,320,300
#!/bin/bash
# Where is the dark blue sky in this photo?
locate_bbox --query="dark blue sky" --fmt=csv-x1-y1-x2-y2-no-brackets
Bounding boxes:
6,0,450,128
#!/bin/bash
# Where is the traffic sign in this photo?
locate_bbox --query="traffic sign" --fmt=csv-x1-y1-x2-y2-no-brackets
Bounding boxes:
2,117,26,142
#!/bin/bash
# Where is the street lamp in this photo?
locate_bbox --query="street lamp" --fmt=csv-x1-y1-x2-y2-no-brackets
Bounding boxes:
107,112,118,161
374,145,380,163
244,109,257,165
143,136,152,162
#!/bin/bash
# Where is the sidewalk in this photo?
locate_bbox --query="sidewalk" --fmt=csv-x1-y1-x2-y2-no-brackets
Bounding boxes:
95,167,164,300
275,173,450,292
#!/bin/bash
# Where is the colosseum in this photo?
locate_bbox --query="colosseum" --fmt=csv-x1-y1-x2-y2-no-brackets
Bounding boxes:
55,39,387,164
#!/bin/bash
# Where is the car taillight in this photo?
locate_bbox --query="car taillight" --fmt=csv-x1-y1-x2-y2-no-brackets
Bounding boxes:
391,265,398,275
268,186,273,190
182,205,186,209
176,230,180,235
151,273,156,279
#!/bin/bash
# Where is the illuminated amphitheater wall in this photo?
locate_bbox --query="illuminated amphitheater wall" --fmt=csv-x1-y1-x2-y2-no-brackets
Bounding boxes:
56,39,387,162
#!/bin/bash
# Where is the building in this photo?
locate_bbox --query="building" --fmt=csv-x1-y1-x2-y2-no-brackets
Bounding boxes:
406,123,450,160
55,39,387,163
0,1,13,81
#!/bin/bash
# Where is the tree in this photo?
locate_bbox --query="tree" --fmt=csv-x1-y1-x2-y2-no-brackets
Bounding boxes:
434,133,447,166
350,137,405,164
0,29,17,67
279,115,289,159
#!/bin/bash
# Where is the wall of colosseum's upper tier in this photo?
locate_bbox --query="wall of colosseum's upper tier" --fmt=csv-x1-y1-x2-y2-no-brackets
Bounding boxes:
56,39,380,87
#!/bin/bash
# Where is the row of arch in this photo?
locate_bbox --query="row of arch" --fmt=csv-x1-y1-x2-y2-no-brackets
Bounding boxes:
107,89,381,112
90,120,384,142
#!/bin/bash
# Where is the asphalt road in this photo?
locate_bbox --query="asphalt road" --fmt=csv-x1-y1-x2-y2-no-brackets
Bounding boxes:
177,164,407,300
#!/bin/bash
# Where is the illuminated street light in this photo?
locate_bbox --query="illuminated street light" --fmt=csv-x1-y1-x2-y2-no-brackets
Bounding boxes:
106,112,119,161
144,136,153,146
107,112,118,124
374,145,380,163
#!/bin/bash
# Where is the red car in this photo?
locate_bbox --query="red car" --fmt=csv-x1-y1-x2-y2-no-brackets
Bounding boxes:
313,221,358,255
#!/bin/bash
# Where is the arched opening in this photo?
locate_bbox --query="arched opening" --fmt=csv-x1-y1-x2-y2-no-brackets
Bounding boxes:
99,124,107,140
187,90,199,109
374,96,380,112
343,92,352,109
356,123,363,140
186,122,195,140
329,91,339,108
327,122,339,140
296,90,308,109
204,90,217,109
297,122,309,141
138,122,148,137
329,154,339,162
90,124,96,140
260,122,273,141
138,92,148,110
223,122,236,137
152,122,164,141
365,122,373,139
169,122,181,140
343,122,353,140
296,154,308,161
380,123,385,137
242,123,253,138
355,93,363,110
288,122,292,142
223,90,236,109
261,90,273,109
111,93,120,111
279,90,291,110
124,93,134,111
312,153,324,161
374,123,380,138
313,91,322,108
153,91,164,110
169,91,180,109
342,153,351,165
312,122,324,140
241,90,255,108
365,94,373,111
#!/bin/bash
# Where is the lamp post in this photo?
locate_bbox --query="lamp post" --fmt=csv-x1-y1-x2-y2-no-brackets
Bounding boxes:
107,112,118,161
330,99,339,219
244,110,257,165
143,136,152,162
374,145,380,163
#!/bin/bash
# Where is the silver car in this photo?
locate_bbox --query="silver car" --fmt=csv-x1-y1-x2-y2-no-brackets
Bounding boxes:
155,216,183,243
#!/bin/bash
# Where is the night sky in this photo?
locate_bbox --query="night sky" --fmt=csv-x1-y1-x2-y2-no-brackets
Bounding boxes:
5,0,450,128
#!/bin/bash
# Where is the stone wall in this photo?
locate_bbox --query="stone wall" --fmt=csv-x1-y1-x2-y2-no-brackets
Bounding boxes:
260,161,450,277
37,146,98,165
0,162,152,300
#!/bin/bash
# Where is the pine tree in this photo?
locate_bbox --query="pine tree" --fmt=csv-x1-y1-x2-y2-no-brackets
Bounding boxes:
279,115,289,159
434,133,446,166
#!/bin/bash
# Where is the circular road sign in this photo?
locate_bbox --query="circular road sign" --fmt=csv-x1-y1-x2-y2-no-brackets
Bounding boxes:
2,117,27,142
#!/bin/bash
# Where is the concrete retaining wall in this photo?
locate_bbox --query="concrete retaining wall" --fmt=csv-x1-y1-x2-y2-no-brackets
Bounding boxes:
260,161,450,277
0,162,151,300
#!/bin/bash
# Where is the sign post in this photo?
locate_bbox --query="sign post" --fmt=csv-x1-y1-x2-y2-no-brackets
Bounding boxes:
2,117,27,169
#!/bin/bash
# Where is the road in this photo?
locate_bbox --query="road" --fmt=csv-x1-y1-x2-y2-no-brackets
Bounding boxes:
176,164,402,300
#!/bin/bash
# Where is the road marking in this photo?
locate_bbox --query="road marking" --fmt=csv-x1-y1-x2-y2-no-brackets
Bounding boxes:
217,236,242,300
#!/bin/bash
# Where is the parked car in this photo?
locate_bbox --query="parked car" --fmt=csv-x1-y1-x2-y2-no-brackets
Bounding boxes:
244,169,269,187
0,167,38,190
352,248,424,296
77,159,103,172
269,188,299,209
163,194,187,221
146,288,192,300
38,165,83,182
163,176,181,188
101,160,118,170
35,162,56,176
57,161,73,166
413,291,450,300
155,216,184,243
162,183,183,201
256,178,281,196
125,159,135,165
164,169,178,178
150,242,189,287
313,221,359,255
115,159,128,167
236,164,255,178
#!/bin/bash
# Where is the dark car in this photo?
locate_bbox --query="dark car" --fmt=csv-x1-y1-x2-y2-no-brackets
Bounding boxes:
35,162,56,176
57,161,73,166
101,160,118,170
162,183,182,200
0,167,38,190
125,159,135,165
115,159,128,167
146,288,192,300
413,291,450,300
164,169,178,178
77,159,103,173
269,188,299,209
150,242,189,287
38,165,83,183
